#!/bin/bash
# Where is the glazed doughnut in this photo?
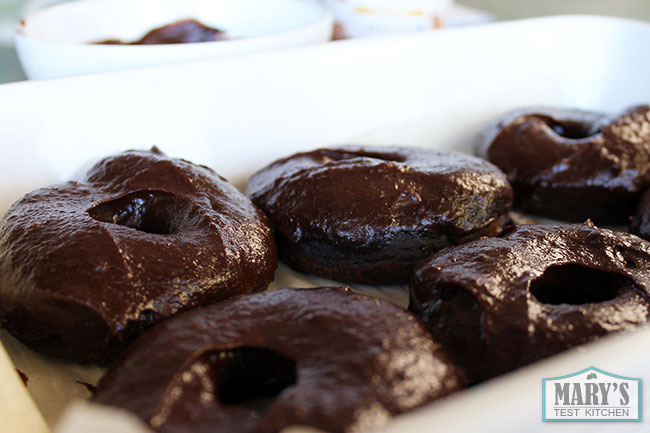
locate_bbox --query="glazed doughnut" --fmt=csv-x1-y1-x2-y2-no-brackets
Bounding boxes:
410,222,650,384
0,148,277,363
246,146,513,284
477,105,650,223
92,287,464,433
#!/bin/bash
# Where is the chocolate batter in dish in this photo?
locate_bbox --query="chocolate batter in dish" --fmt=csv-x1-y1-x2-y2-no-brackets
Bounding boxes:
477,105,650,224
0,148,276,363
410,222,650,384
247,146,513,285
93,287,464,433
96,19,226,45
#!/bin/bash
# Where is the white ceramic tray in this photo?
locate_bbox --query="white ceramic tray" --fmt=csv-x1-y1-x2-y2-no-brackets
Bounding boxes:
1,14,650,433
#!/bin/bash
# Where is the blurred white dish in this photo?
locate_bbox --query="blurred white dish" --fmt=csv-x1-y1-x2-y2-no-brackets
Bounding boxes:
14,0,333,80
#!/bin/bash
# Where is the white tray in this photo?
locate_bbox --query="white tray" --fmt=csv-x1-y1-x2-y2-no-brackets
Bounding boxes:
1,14,650,433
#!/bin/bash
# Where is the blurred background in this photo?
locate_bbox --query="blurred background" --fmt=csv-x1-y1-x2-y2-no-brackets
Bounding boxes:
460,0,650,21
1,0,650,83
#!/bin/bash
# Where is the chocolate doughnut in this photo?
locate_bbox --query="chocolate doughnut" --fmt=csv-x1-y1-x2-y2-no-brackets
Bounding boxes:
410,222,650,384
0,148,277,363
477,105,650,223
92,287,464,433
246,146,513,284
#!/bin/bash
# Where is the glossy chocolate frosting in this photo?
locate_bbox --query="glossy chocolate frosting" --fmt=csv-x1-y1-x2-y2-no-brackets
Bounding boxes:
246,146,513,284
410,222,650,384
477,105,650,223
92,287,464,433
0,148,276,363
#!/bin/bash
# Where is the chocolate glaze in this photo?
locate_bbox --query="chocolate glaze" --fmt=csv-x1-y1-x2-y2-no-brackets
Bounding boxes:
246,146,513,284
0,148,276,363
631,189,650,240
477,105,650,223
92,287,464,433
96,19,226,45
410,222,650,384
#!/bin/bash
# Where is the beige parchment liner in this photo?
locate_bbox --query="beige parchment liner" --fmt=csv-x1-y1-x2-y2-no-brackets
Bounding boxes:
0,337,49,433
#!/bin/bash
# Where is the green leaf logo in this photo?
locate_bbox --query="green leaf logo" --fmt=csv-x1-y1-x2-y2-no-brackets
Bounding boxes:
586,372,598,380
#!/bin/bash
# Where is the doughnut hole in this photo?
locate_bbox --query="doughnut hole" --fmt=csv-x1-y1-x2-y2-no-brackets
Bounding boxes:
213,347,297,412
530,264,633,305
88,191,196,235
540,116,599,140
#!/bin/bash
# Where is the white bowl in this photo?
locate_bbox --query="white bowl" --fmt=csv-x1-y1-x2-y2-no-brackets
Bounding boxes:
15,0,333,80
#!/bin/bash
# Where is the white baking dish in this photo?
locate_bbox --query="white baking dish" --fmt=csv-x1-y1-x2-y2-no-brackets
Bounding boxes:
0,14,649,433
